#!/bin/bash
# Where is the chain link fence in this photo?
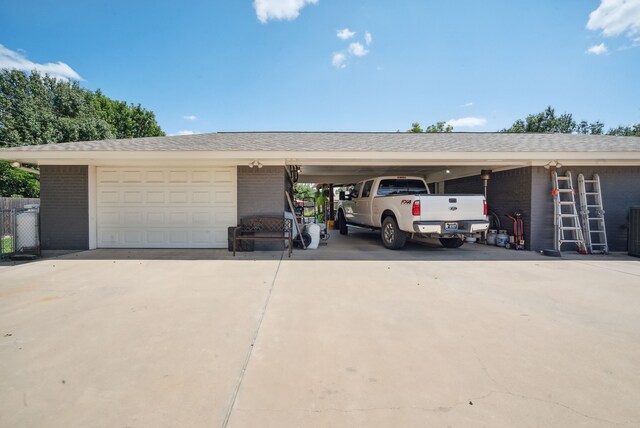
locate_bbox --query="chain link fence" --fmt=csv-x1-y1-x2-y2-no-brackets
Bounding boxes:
1,205,40,259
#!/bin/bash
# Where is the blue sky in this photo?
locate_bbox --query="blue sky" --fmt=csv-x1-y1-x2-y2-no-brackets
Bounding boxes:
1,0,639,135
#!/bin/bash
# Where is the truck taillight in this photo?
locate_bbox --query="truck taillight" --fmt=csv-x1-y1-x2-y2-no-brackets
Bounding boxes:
483,200,487,216
412,200,421,216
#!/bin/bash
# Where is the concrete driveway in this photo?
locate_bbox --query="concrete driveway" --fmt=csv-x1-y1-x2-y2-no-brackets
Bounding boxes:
1,243,640,427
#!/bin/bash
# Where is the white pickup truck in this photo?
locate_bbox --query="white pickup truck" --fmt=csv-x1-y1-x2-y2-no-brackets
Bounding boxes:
336,176,489,249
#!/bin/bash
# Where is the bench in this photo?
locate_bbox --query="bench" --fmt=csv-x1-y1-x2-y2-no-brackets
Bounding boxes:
233,216,294,257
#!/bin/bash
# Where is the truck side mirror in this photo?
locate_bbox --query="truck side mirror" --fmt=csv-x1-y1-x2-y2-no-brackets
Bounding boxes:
339,191,346,201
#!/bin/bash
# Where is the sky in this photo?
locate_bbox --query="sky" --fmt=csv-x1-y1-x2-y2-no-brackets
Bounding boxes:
1,0,639,136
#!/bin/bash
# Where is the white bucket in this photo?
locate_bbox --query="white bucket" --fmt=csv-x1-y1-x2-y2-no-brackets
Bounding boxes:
305,224,321,249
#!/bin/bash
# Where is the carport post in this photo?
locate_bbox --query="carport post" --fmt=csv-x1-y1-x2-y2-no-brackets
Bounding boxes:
329,184,335,221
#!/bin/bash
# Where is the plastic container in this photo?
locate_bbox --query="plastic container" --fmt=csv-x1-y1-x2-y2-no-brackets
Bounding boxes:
486,229,497,245
16,211,38,249
496,229,509,247
305,223,321,249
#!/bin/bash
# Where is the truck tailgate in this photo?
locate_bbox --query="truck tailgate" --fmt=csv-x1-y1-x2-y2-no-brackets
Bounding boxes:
418,195,486,221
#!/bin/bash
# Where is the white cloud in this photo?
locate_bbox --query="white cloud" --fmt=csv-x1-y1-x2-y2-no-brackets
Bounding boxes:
332,52,347,68
446,117,487,128
173,130,195,136
461,102,474,107
183,115,198,121
0,44,82,81
364,31,372,46
587,0,640,37
254,0,318,23
337,28,355,40
348,42,369,56
332,30,373,68
586,42,609,55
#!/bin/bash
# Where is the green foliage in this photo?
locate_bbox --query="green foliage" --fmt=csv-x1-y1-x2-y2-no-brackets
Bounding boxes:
294,183,316,200
501,106,603,134
408,122,423,133
92,90,164,139
407,121,453,133
0,69,165,196
425,121,453,133
607,124,640,137
2,235,13,254
0,161,39,197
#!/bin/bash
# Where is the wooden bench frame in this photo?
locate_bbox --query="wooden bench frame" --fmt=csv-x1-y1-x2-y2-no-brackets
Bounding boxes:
233,216,293,257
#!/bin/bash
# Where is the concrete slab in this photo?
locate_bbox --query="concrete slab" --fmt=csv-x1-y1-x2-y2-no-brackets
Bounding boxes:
227,259,640,427
1,244,640,427
0,257,279,428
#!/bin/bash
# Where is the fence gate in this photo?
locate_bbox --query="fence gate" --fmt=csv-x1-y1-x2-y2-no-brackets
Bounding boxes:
1,206,41,259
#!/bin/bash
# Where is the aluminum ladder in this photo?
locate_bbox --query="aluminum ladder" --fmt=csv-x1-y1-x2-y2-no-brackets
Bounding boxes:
552,170,587,253
578,174,609,254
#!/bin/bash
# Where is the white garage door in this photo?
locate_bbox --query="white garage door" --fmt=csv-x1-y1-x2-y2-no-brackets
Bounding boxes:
97,167,236,248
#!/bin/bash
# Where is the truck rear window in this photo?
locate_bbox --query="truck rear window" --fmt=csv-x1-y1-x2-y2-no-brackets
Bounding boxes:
376,179,428,196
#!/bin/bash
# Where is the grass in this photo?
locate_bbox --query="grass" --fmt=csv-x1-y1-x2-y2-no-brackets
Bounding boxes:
1,235,13,255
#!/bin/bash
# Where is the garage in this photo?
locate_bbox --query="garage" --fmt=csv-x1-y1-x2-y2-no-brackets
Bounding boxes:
2,132,640,253
96,167,236,248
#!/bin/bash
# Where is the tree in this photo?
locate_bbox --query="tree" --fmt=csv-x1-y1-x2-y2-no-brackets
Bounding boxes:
607,124,640,137
501,106,603,134
0,162,39,197
0,69,165,196
408,121,453,133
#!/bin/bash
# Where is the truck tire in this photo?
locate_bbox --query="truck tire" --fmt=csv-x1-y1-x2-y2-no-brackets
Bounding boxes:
381,216,407,249
439,237,465,248
338,211,348,235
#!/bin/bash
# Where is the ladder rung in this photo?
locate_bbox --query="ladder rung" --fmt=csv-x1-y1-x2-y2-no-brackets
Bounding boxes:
560,240,585,243
559,202,574,205
589,230,605,233
556,177,570,181
582,180,597,183
584,192,599,195
557,189,573,192
587,217,604,220
561,227,581,230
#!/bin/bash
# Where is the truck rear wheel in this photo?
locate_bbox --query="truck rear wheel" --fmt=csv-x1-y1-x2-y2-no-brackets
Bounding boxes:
381,217,407,249
338,211,348,235
439,237,465,248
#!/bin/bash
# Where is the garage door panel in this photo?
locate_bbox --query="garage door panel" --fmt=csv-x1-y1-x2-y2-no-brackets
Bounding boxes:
123,212,143,225
146,191,165,203
192,170,212,183
97,167,236,248
98,169,119,183
168,171,188,183
122,170,143,183
214,170,233,183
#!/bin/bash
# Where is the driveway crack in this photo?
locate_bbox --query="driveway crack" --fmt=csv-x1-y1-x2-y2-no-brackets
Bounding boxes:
221,253,284,428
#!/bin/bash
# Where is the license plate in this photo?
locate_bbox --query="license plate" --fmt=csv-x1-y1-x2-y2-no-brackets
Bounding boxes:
445,222,458,230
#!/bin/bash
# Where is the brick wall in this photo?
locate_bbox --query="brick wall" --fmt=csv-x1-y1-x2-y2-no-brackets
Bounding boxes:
444,167,533,249
40,165,89,250
445,166,640,252
531,166,640,251
237,166,287,250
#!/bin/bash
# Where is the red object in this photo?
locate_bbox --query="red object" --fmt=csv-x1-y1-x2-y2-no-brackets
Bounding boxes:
505,212,525,250
412,200,421,216
483,200,487,216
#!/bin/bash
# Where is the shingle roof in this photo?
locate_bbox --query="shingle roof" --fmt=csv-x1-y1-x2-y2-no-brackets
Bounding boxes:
2,132,640,153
